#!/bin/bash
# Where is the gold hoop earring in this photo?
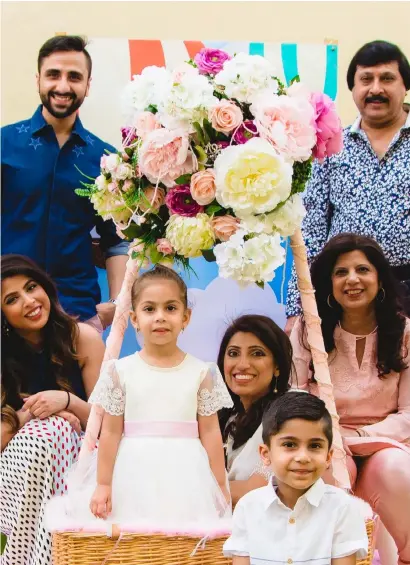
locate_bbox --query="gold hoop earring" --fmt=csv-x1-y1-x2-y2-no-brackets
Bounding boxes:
327,294,334,309
378,288,386,303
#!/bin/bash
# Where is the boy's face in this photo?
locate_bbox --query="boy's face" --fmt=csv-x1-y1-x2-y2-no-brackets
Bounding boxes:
259,418,333,493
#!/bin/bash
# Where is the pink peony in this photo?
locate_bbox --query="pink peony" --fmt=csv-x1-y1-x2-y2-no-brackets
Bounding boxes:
251,93,316,162
156,238,174,255
194,48,231,75
310,92,343,161
135,111,161,139
232,120,259,144
139,186,166,213
190,169,216,205
165,185,204,217
211,215,240,242
209,100,243,134
139,128,197,188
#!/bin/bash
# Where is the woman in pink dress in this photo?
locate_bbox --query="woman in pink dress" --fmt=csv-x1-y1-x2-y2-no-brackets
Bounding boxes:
290,233,410,565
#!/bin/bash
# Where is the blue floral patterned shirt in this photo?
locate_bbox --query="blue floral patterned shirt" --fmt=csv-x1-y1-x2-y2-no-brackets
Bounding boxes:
286,111,410,317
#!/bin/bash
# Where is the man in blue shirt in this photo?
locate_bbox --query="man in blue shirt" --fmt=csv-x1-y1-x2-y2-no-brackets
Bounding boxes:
1,36,128,328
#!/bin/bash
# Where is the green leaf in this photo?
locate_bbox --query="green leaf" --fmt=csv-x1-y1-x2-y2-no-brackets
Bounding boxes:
75,188,92,197
255,281,265,289
202,248,217,262
145,104,158,114
121,224,144,240
205,203,223,216
174,174,192,185
203,119,216,143
289,74,300,85
74,164,97,182
193,122,205,145
1,533,7,555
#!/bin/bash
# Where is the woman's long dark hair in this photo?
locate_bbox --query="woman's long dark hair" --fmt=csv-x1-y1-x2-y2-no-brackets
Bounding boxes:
218,315,292,450
302,234,408,378
1,254,80,432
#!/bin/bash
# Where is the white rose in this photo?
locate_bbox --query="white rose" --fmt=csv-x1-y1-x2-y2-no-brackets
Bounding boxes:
113,163,133,181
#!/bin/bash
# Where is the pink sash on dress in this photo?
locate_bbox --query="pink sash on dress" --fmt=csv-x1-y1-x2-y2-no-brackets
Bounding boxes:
123,421,199,439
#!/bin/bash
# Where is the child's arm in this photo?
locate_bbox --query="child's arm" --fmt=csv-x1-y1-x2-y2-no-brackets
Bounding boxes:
90,412,124,519
198,412,230,502
331,555,357,565
232,557,250,565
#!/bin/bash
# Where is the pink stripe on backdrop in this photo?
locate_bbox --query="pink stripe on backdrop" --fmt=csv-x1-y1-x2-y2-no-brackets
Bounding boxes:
124,420,199,438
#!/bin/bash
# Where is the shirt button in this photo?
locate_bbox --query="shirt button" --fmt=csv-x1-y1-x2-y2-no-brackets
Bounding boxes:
289,518,295,524
287,559,293,564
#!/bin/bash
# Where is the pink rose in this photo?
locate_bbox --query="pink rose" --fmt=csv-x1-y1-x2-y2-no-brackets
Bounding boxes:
139,186,165,213
190,169,216,205
211,215,240,242
209,100,243,134
310,92,343,161
156,238,174,256
122,179,134,193
107,181,119,194
251,93,316,162
139,128,197,188
135,111,161,139
194,48,231,75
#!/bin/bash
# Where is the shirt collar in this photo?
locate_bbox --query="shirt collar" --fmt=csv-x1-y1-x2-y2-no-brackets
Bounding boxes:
264,477,326,510
30,104,88,144
349,109,410,134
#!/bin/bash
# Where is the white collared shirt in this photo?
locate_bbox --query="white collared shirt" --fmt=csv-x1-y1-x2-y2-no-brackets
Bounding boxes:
223,478,368,565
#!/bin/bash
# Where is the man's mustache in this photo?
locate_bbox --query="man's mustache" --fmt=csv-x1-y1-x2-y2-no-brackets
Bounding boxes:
365,95,389,104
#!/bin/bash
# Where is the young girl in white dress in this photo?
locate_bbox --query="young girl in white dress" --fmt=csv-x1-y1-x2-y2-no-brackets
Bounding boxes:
47,265,233,531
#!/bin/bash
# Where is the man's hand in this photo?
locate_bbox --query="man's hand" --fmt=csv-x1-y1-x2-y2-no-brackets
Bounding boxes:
96,301,116,330
284,316,297,336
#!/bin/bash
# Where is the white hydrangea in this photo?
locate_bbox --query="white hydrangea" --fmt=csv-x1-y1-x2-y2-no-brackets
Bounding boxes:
214,229,286,285
240,194,306,237
214,53,278,103
121,66,171,125
158,65,218,131
269,194,306,237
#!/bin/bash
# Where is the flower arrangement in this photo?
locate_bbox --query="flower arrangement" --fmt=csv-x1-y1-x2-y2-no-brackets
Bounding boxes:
77,48,342,286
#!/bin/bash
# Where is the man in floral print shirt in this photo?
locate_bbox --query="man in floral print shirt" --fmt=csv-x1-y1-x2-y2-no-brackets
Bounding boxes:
286,40,410,332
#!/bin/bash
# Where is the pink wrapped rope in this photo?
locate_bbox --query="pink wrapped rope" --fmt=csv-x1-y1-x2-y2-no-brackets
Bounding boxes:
290,229,350,489
79,257,140,459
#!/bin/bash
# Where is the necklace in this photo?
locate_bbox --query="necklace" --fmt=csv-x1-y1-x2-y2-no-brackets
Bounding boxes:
338,322,378,341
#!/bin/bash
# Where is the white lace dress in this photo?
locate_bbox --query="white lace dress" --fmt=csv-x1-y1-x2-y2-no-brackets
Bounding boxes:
226,422,272,482
46,353,233,532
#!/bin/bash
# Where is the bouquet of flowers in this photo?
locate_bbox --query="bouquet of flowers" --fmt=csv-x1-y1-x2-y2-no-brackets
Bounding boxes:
77,47,342,286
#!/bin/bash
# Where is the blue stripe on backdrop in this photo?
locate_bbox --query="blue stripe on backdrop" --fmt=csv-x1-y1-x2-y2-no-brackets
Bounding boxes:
324,44,338,100
249,42,264,56
281,43,299,85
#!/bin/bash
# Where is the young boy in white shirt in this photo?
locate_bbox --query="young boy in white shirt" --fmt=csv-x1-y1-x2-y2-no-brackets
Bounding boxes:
223,391,369,565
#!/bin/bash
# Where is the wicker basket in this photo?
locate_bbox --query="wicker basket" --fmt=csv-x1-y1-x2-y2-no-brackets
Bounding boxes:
52,519,376,565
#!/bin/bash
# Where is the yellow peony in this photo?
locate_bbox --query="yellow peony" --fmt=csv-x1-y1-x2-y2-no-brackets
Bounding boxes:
214,137,293,218
166,213,215,258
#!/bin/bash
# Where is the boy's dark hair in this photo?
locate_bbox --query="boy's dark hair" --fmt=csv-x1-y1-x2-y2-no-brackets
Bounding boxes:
262,391,333,448
38,36,92,77
347,40,410,91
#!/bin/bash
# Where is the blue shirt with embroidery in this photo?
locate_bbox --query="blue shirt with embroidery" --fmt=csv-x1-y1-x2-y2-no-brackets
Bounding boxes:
1,105,126,321
286,113,410,317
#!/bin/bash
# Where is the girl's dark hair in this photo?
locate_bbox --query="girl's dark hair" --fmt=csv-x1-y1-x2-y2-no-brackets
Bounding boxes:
347,40,410,91
1,254,80,432
262,391,333,448
218,315,292,450
131,264,188,309
38,35,92,77
302,234,408,378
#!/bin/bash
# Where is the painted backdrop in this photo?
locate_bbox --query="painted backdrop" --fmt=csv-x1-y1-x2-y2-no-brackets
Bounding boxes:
84,39,338,359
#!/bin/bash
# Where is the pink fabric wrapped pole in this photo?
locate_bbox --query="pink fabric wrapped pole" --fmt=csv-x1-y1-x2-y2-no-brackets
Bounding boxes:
290,228,350,489
78,257,140,460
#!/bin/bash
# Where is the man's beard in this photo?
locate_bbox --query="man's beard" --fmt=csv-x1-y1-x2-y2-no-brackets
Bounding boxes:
40,91,84,119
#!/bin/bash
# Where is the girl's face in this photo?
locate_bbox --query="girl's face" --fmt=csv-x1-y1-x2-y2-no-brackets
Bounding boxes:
223,331,278,409
130,279,191,347
331,250,380,313
1,275,51,338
